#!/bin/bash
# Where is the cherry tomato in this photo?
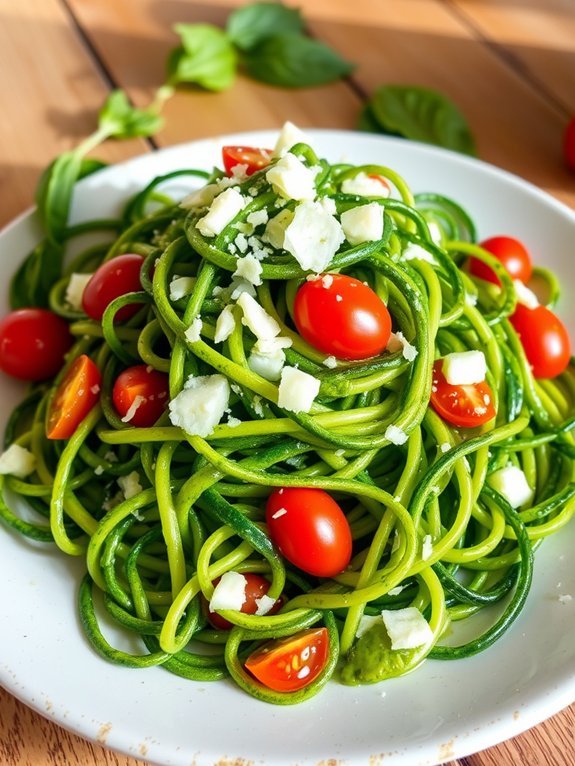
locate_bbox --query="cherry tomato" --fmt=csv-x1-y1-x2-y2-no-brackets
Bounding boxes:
293,274,392,360
0,308,73,381
82,254,145,322
469,236,532,286
430,360,496,428
208,573,281,631
510,303,571,379
266,487,352,578
245,627,329,693
47,355,101,439
564,116,575,172
222,146,272,177
112,365,169,427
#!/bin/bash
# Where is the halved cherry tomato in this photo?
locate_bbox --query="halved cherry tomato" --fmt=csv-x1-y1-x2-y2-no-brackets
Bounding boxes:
208,573,281,631
510,303,571,379
293,274,392,360
266,487,352,578
469,236,532,286
245,627,329,693
430,360,496,428
564,116,575,172
222,146,272,177
112,365,169,427
82,254,145,322
0,308,72,381
47,355,101,439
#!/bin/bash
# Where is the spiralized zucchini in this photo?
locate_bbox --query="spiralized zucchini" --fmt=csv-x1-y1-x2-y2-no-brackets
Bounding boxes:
2,134,574,705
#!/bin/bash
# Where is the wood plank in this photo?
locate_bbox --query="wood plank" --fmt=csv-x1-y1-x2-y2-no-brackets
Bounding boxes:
0,0,149,229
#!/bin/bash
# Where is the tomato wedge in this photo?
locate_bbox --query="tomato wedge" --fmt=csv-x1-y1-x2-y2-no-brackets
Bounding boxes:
245,627,329,692
47,355,101,439
222,146,272,177
430,360,496,428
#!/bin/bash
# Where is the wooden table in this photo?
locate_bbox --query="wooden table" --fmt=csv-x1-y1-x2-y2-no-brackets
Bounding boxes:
0,1,574,764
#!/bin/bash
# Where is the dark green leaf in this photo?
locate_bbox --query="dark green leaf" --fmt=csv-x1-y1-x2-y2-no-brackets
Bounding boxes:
35,151,82,243
367,85,476,156
168,24,236,91
227,2,303,51
242,33,354,87
357,104,383,134
78,158,108,180
98,90,164,138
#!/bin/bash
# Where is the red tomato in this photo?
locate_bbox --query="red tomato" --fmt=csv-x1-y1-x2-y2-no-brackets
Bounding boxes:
293,274,392,360
208,573,281,631
564,116,575,172
245,627,329,693
266,487,352,578
82,254,145,322
510,303,571,379
469,236,532,286
0,308,73,381
112,365,169,427
47,355,101,439
222,146,272,177
430,360,496,428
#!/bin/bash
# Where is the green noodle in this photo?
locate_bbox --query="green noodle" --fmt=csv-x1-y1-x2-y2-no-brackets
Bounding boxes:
2,137,574,704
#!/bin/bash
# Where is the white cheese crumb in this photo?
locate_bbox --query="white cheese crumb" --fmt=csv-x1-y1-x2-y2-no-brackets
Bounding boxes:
421,534,433,561
120,394,146,423
402,242,436,264
442,350,487,385
94,465,104,476
196,187,247,237
169,275,195,302
233,255,263,286
231,163,249,181
227,416,242,428
255,593,276,616
386,331,417,362
341,172,390,199
209,571,247,613
180,183,219,209
168,374,230,437
278,366,320,413
321,274,334,289
465,292,478,306
266,153,317,201
381,607,433,650
246,209,269,228
271,507,288,519
320,196,337,215
439,442,451,454
230,277,257,300
90,384,100,395
385,425,408,446
214,305,236,344
248,348,285,381
340,203,384,246
323,355,337,369
488,465,533,508
253,336,292,354
261,209,294,250
387,585,405,597
273,121,308,158
118,470,142,500
252,395,264,417
283,200,344,272
513,279,539,309
0,444,36,478
184,315,203,344
236,292,281,340
356,614,381,638
65,273,93,310
235,232,249,254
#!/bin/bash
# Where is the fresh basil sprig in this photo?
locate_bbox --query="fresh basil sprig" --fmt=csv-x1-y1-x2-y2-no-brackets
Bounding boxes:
167,24,237,92
227,2,303,51
360,85,476,157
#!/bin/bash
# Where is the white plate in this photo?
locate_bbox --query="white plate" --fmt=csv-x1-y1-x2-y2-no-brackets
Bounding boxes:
0,131,574,766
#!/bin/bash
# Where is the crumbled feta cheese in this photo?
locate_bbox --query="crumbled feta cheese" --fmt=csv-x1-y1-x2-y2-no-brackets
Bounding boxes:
184,315,203,343
402,242,436,264
168,374,230,437
341,172,390,199
227,416,242,427
180,183,220,209
235,232,249,254
283,200,344,272
262,209,294,250
169,275,194,302
421,534,433,561
320,196,337,215
118,471,142,500
209,571,247,612
273,121,308,157
488,465,533,508
255,594,276,616
253,336,292,354
65,273,92,310
356,614,381,638
252,395,264,417
440,442,451,454
214,305,236,344
120,394,146,423
381,607,433,650
513,279,539,309
94,465,104,476
231,163,249,180
248,348,285,381
277,366,320,413
323,355,337,369
386,331,417,361
196,187,247,237
387,585,405,597
233,255,263,286
230,277,257,300
236,293,281,340
271,507,288,519
442,350,487,385
246,209,269,228
0,444,36,478
385,425,408,446
340,203,384,246
266,153,317,201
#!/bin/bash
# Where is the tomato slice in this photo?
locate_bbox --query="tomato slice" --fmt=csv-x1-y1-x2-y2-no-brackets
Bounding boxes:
222,146,272,177
245,627,329,692
510,303,571,379
112,364,169,427
208,573,281,631
469,236,532,286
430,360,496,428
47,355,101,439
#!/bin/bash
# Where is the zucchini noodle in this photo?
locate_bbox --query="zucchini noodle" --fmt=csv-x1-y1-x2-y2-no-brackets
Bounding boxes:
1,133,574,705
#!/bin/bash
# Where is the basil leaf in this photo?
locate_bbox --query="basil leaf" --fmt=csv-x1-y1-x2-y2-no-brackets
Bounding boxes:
98,90,163,138
227,2,303,51
243,33,354,87
367,85,476,156
168,24,236,91
357,104,383,134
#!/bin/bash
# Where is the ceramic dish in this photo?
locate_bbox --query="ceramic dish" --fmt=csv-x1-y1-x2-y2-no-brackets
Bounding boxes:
0,130,574,766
